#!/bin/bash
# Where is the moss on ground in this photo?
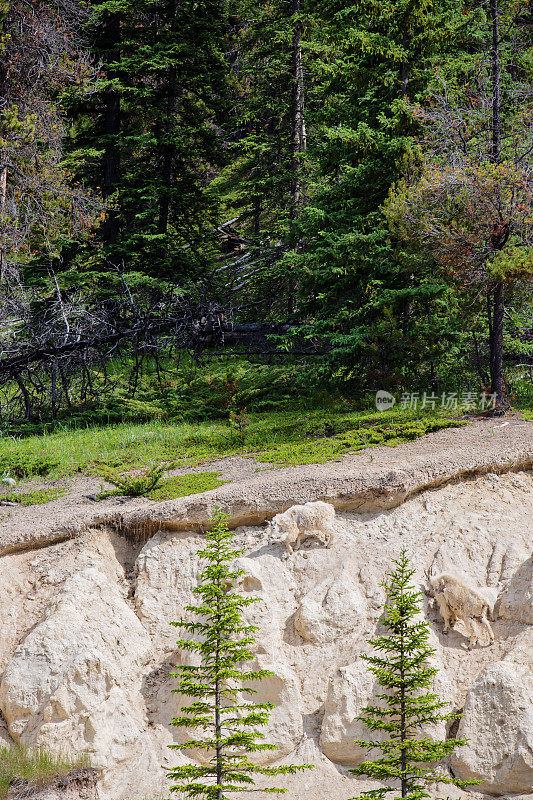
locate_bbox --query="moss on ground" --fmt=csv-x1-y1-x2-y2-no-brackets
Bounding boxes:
147,471,226,501
256,418,465,465
0,487,66,506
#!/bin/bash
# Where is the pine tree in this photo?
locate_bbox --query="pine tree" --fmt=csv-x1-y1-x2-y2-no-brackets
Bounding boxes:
350,550,475,800
383,0,533,405
168,511,312,799
67,0,228,282
282,0,471,390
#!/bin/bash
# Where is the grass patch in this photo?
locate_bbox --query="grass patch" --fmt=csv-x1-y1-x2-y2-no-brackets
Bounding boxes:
0,454,58,480
0,744,89,798
0,487,66,506
97,470,226,501
256,418,466,465
0,407,466,478
147,471,226,501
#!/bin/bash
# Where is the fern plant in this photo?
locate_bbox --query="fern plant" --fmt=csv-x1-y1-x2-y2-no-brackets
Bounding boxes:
97,464,164,498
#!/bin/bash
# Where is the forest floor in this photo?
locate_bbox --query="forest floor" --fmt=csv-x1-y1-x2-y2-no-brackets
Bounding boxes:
0,414,531,557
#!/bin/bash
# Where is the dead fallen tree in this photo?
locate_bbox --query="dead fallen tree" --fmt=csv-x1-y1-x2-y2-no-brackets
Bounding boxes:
0,281,321,423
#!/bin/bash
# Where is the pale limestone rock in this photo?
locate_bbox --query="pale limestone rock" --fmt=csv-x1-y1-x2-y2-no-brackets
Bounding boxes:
497,555,533,625
319,659,376,764
294,566,366,644
243,656,304,763
234,555,298,655
451,662,533,795
320,635,451,766
0,567,169,800
0,468,532,800
134,532,200,654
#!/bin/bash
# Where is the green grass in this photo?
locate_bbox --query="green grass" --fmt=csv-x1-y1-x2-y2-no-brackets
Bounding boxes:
255,418,465,465
0,744,90,798
0,488,66,506
147,471,226,501
0,407,467,479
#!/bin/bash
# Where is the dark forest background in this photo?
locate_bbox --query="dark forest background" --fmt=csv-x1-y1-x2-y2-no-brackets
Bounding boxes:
0,0,531,428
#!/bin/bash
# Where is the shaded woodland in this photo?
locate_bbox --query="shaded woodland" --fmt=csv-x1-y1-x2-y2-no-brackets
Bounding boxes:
0,0,531,424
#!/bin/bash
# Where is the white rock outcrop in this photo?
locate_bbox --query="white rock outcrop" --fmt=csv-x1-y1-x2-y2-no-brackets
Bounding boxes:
0,567,170,799
497,555,533,625
294,567,366,644
319,660,376,764
0,469,532,800
451,662,533,795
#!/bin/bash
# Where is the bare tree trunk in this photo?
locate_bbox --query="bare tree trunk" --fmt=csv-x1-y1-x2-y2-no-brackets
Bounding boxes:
290,0,306,219
490,282,504,399
101,12,121,247
0,163,6,282
490,0,501,164
489,0,505,404
288,0,307,315
158,0,178,235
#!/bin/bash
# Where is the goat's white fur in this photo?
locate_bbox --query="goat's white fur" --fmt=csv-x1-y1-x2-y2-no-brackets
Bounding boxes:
268,501,335,555
427,572,495,648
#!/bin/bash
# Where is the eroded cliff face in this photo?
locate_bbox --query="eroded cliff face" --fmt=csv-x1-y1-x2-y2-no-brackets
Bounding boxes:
0,470,531,800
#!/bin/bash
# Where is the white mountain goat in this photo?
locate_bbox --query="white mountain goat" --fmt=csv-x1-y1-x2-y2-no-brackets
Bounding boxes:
425,571,495,648
268,501,336,555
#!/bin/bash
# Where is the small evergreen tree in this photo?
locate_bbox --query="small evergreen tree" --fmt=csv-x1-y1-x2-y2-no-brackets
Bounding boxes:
168,511,311,799
350,550,475,800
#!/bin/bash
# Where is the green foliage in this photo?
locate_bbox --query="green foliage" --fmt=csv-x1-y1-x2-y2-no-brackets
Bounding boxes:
0,487,66,506
350,550,476,800
168,511,312,797
147,472,226,502
0,405,466,480
257,418,464,465
0,454,58,479
65,0,229,281
97,464,164,497
280,0,471,390
0,744,90,799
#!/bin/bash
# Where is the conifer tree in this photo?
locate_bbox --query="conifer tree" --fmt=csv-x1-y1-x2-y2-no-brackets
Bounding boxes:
350,550,474,800
168,511,311,799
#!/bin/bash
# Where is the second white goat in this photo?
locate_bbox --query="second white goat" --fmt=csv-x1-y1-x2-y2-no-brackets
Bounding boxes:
269,500,336,555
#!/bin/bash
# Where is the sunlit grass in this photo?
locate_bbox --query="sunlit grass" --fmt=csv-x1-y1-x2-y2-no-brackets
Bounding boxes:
0,406,467,480
0,488,66,506
0,743,90,798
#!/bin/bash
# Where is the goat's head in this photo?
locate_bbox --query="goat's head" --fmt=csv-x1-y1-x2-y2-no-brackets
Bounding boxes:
424,567,442,596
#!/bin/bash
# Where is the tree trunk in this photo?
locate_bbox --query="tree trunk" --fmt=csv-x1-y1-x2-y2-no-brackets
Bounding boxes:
490,281,504,399
400,643,407,796
290,0,306,219
490,0,501,163
215,594,222,800
0,163,6,281
488,0,505,403
101,12,121,247
158,0,178,235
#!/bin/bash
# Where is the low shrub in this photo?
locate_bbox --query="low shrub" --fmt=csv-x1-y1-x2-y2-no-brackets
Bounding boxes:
0,455,58,479
97,464,164,498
